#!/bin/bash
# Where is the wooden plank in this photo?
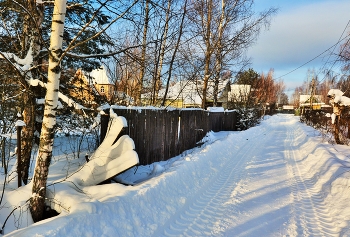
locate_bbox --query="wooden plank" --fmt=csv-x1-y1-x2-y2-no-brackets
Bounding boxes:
108,108,254,165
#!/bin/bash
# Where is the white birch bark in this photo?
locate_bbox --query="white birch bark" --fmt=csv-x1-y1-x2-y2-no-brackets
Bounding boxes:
30,0,67,223
154,0,171,102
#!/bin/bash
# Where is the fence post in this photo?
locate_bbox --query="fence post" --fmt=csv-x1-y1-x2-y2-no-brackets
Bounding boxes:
100,112,110,145
333,105,342,144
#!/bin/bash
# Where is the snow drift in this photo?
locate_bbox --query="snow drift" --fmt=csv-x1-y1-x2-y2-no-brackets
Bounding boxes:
2,114,350,236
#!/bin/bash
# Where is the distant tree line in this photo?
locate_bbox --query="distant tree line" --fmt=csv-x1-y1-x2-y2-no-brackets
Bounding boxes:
233,68,287,109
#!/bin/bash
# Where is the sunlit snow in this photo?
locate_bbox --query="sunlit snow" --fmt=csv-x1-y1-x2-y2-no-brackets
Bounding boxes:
1,114,350,236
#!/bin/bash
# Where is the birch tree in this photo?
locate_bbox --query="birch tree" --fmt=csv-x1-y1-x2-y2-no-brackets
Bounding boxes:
188,0,277,108
1,0,140,222
135,0,149,105
30,0,67,222
151,0,171,105
162,0,188,106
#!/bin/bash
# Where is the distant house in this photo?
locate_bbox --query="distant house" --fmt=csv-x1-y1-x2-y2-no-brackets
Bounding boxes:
299,94,327,110
282,105,294,110
220,84,251,109
282,105,295,114
87,66,115,102
69,69,97,108
143,79,231,108
70,66,116,107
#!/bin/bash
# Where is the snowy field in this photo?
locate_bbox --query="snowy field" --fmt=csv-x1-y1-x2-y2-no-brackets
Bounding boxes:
2,114,350,236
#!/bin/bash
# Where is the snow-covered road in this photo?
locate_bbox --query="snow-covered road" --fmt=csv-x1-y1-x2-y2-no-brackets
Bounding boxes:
153,114,341,237
6,114,350,236
156,118,290,236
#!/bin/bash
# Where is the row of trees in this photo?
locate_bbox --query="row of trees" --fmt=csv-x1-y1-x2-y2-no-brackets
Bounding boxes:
290,71,350,108
105,0,277,107
233,68,287,109
0,0,277,222
290,27,350,108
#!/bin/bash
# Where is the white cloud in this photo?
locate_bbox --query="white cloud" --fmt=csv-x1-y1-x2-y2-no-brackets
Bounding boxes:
249,0,350,72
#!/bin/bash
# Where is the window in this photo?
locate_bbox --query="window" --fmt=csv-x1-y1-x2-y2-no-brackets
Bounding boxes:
100,86,105,93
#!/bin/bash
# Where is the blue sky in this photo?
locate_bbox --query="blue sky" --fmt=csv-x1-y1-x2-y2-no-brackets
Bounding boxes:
248,0,350,95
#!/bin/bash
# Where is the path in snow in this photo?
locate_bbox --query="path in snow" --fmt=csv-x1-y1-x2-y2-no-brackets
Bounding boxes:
154,115,340,236
7,115,348,237
284,123,339,236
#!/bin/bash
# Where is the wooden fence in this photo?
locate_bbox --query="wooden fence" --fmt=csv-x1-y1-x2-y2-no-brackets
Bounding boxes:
100,108,245,165
301,108,350,144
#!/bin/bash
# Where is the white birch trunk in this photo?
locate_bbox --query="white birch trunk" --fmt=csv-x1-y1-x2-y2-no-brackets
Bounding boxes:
136,0,149,106
213,0,226,106
30,0,67,223
154,0,171,102
202,0,213,109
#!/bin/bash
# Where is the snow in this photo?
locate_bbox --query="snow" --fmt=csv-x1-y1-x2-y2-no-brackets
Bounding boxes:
228,84,251,102
327,89,344,97
151,79,230,107
0,46,33,69
29,81,85,110
15,120,26,127
2,114,350,236
88,65,114,85
58,92,85,110
66,109,138,187
333,95,350,106
327,89,350,106
207,107,225,112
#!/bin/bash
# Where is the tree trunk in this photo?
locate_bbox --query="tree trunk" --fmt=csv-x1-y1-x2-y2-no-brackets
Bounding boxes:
213,0,225,107
136,0,149,106
30,0,67,223
334,115,341,144
201,0,212,109
20,0,45,185
162,0,187,106
21,92,36,185
153,0,171,105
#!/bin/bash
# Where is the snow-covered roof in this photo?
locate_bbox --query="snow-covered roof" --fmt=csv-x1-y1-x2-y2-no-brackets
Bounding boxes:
228,84,251,101
86,65,114,85
157,80,202,105
282,105,294,110
299,95,323,103
153,79,230,105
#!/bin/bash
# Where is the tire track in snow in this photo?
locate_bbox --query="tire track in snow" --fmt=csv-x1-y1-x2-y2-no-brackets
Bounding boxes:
284,124,339,236
154,129,269,237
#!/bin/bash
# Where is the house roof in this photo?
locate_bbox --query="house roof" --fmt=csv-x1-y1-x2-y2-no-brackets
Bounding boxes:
86,65,114,85
155,79,230,105
228,84,251,101
157,80,202,105
299,95,322,103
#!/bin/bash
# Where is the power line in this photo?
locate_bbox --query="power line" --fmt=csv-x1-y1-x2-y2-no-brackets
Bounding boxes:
316,20,350,83
275,33,350,80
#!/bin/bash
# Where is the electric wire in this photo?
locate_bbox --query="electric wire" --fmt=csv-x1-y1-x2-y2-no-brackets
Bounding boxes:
275,34,350,80
315,20,350,87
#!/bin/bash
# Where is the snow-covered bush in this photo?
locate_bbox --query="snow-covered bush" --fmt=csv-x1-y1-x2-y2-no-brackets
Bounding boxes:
236,108,261,130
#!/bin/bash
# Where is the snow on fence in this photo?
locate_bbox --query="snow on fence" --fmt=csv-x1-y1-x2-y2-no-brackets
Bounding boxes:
300,108,350,144
100,108,242,165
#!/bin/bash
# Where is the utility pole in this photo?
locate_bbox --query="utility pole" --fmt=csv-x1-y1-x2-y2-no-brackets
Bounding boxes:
310,78,315,110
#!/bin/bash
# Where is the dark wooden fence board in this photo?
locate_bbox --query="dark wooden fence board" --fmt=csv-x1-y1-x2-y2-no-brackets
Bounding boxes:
108,108,240,165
